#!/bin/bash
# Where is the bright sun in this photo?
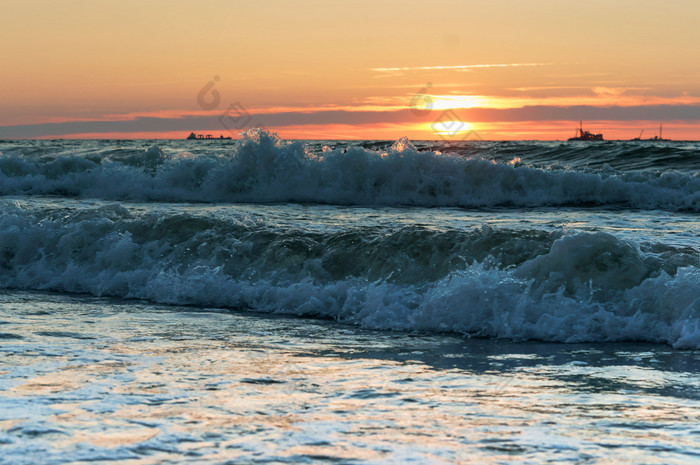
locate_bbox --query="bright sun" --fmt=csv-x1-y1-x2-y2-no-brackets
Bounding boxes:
431,119,474,136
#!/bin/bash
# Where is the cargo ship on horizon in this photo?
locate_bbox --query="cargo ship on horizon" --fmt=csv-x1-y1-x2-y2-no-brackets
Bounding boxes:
186,132,232,140
568,121,604,141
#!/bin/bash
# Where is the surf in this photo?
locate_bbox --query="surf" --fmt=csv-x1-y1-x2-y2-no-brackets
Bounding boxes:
1,199,698,348
0,132,698,211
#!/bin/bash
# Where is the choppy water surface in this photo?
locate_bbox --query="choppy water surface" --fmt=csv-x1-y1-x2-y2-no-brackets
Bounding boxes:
1,197,698,348
1,134,699,463
1,136,699,210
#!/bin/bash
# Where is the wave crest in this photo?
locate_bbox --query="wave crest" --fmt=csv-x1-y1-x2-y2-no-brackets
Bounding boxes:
1,202,698,348
0,132,698,210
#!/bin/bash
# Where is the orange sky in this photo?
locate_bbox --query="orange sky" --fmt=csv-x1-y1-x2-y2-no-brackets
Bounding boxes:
1,0,699,140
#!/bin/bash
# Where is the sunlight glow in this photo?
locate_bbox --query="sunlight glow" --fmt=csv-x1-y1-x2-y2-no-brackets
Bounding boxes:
371,63,550,72
431,120,474,136
428,95,489,110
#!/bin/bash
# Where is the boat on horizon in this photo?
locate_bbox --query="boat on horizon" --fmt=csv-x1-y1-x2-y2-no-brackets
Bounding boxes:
632,124,670,141
187,132,232,140
568,121,604,141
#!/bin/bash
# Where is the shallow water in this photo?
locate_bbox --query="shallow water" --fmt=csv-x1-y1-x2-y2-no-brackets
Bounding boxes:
1,292,700,464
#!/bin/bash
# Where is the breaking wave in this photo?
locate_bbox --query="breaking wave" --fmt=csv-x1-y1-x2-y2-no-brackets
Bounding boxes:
1,201,698,348
1,131,699,211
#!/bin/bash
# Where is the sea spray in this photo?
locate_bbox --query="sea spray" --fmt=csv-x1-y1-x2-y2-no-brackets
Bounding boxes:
1,132,699,211
1,200,698,348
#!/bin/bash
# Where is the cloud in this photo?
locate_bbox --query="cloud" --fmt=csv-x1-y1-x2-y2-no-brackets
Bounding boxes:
1,105,699,138
462,105,700,122
593,87,629,96
370,63,551,72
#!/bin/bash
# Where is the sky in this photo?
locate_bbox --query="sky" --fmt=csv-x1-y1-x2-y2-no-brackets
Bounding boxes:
1,0,699,140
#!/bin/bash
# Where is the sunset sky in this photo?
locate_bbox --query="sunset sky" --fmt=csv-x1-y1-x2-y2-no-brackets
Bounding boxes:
1,0,699,140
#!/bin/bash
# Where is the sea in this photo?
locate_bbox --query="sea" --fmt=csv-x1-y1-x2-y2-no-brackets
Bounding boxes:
1,131,699,464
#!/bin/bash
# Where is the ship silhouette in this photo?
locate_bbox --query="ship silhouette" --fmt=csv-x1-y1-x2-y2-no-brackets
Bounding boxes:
568,121,604,141
632,124,670,141
187,132,232,140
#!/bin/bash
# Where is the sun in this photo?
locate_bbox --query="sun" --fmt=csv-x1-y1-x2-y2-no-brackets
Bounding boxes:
431,119,474,136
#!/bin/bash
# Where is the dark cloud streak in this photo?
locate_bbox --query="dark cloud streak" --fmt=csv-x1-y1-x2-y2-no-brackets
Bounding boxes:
1,105,699,138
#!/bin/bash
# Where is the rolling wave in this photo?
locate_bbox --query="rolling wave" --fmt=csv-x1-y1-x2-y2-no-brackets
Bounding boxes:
1,201,698,348
0,131,698,211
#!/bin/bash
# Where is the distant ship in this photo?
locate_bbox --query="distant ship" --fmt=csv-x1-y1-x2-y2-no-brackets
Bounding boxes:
187,132,232,140
632,124,670,141
568,121,604,141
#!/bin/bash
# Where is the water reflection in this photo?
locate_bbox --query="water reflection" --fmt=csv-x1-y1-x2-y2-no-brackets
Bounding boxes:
1,291,699,464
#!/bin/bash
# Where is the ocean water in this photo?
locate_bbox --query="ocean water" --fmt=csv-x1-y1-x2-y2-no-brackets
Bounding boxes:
1,131,699,463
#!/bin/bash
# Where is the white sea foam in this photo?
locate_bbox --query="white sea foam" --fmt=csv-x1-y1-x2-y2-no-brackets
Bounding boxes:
1,202,697,348
0,132,698,210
